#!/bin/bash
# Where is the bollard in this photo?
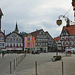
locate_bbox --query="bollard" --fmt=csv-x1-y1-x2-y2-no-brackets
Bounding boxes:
17,57,19,65
16,58,18,67
21,56,22,62
19,56,21,63
35,61,37,75
62,61,64,75
10,61,12,74
19,57,20,64
16,58,17,66
17,57,19,64
14,59,15,69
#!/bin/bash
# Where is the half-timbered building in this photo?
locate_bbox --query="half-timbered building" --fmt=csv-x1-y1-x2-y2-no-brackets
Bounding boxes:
60,25,75,50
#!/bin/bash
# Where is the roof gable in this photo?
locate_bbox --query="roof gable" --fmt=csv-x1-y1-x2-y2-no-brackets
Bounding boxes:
45,31,52,38
27,29,43,37
54,36,60,42
63,25,75,35
5,31,23,39
39,30,44,35
61,28,69,36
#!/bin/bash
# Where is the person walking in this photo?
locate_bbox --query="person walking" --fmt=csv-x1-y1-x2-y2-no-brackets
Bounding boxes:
2,51,4,57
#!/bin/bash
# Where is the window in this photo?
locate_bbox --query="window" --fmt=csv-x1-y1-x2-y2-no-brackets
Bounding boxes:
0,38,1,40
10,44,12,47
63,32,66,35
6,38,9,42
7,43,9,46
38,43,40,45
2,43,4,46
0,33,2,36
13,44,15,47
20,43,22,46
19,39,21,42
37,38,39,41
20,44,21,47
10,38,12,42
16,44,18,47
36,43,37,45
2,37,4,40
12,33,17,37
0,37,4,41
41,32,43,35
16,38,18,42
66,42,68,46
13,38,15,42
0,43,2,46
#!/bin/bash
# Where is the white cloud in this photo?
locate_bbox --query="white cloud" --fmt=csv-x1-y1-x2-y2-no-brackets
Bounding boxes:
0,0,74,37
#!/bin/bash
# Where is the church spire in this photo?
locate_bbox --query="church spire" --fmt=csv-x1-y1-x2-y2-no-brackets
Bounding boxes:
14,22,19,33
0,8,3,31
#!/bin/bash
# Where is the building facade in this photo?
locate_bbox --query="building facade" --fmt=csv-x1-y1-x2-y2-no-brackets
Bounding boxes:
0,31,5,51
24,29,55,52
35,29,48,52
60,25,75,51
0,8,5,52
5,24,24,53
0,8,56,53
45,31,56,52
54,36,61,51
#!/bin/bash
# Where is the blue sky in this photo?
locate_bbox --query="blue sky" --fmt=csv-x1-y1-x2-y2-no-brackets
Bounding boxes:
0,0,74,38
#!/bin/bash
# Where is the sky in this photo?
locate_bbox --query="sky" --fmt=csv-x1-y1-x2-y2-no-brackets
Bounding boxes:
0,0,74,38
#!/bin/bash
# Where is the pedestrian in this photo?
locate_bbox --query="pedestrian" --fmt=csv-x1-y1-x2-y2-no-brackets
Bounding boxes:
2,51,4,57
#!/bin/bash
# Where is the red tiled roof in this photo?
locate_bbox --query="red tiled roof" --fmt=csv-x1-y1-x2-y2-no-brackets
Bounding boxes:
54,36,60,42
63,25,75,35
26,29,43,37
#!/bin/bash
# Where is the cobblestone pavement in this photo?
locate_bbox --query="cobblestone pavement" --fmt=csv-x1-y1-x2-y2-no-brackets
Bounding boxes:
63,54,75,75
0,52,56,75
13,61,62,75
14,53,56,73
1,53,75,75
0,53,24,75
13,53,75,75
13,52,62,75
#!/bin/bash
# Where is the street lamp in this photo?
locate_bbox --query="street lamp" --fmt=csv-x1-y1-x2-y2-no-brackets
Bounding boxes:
56,15,70,55
56,15,70,27
55,43,58,56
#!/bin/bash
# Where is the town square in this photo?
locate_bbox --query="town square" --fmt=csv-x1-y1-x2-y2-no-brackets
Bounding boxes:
0,0,75,75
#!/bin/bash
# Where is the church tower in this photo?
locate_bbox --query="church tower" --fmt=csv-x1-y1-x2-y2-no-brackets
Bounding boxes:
14,22,19,33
